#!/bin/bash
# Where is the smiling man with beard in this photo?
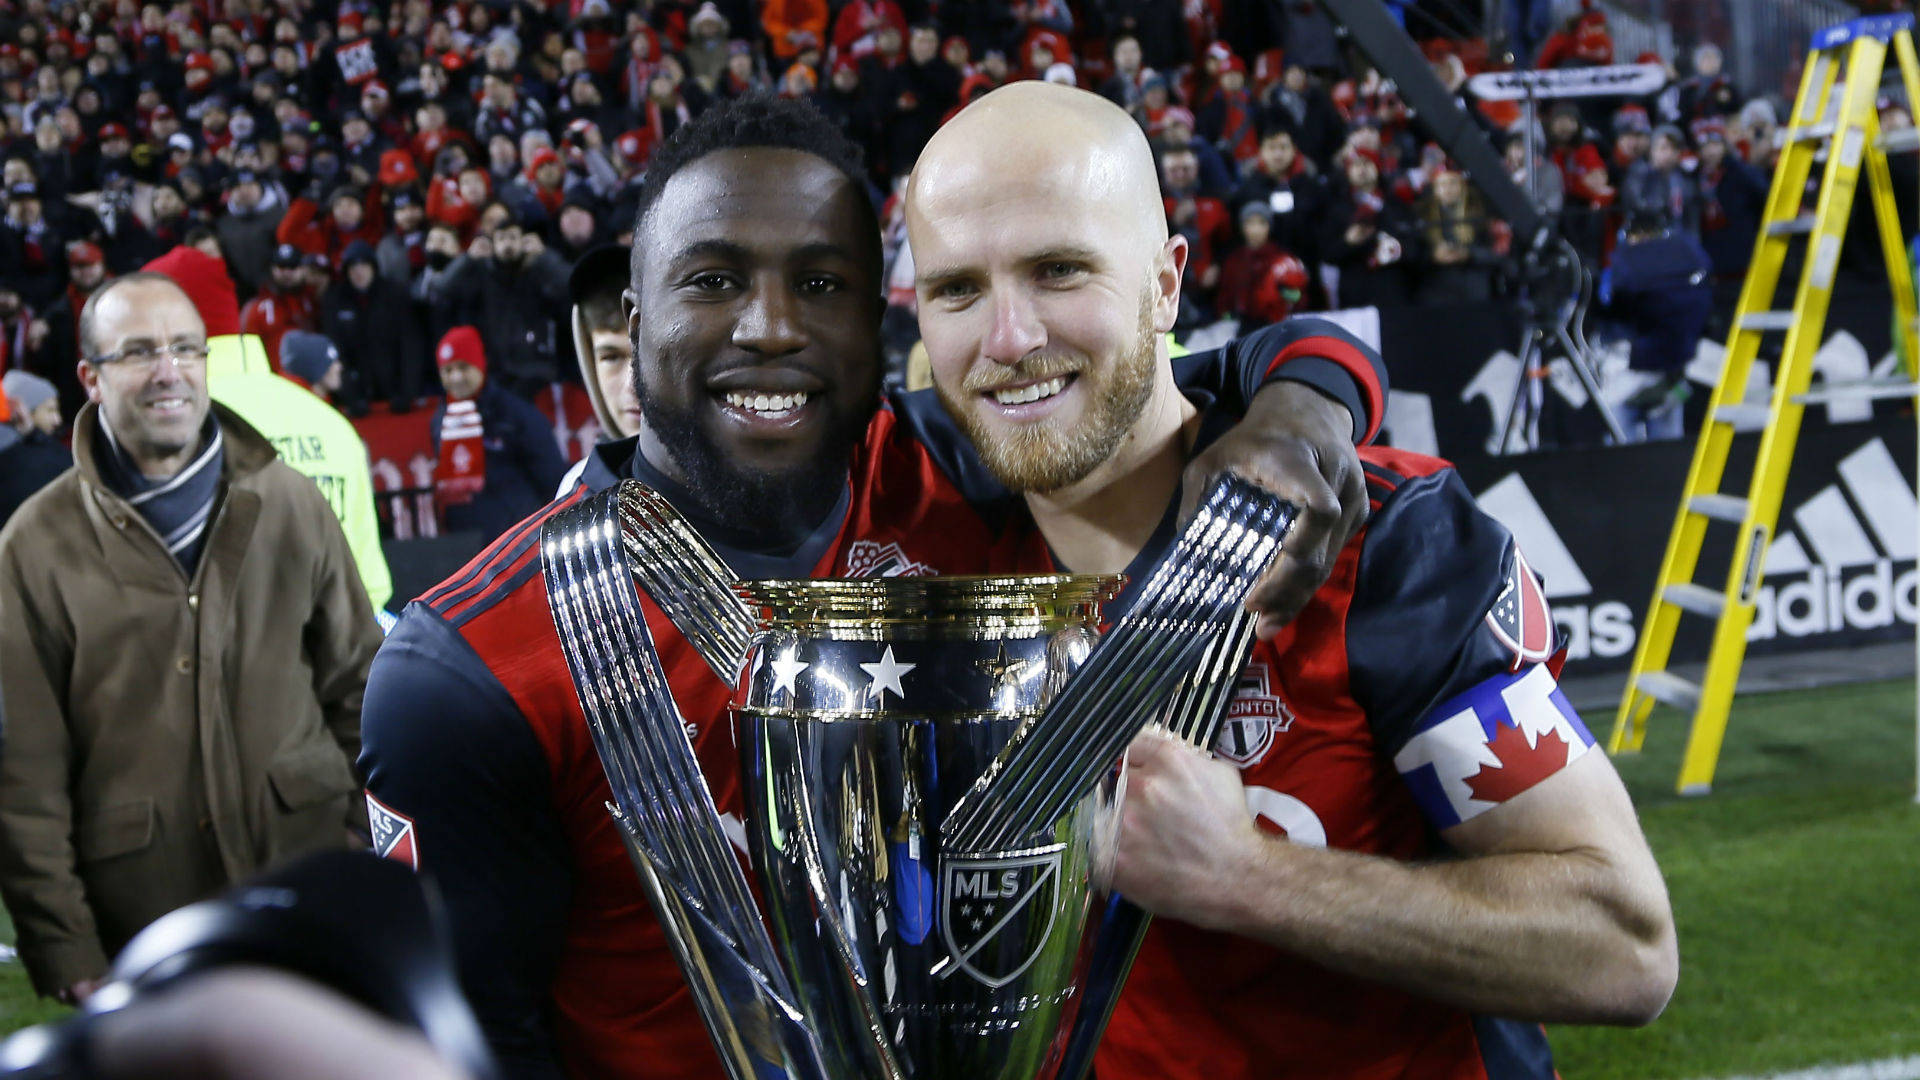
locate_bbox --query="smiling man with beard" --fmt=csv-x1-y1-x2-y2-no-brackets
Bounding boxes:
359,93,1391,1079
907,82,1676,1080
0,273,379,1007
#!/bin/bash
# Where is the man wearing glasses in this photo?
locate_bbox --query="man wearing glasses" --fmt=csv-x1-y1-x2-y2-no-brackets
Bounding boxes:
0,272,383,1007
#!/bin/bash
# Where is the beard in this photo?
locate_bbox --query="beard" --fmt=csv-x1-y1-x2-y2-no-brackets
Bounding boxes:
633,369,872,536
938,290,1158,495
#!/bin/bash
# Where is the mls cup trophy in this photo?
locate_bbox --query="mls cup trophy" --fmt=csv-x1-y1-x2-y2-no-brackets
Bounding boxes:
541,478,1292,1080
733,574,1120,1080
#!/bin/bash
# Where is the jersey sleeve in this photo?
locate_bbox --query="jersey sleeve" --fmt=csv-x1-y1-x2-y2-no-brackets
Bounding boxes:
359,604,572,1080
1175,317,1388,445
1345,465,1595,832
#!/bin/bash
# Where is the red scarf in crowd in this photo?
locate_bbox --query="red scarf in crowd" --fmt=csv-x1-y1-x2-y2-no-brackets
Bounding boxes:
436,398,486,507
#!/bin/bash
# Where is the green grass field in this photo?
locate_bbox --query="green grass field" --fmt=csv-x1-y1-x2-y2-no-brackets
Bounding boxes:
2,679,1916,1077
1552,678,1920,1078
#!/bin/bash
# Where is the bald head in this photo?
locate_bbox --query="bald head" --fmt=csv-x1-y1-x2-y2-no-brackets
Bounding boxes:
906,81,1191,499
910,82,1168,255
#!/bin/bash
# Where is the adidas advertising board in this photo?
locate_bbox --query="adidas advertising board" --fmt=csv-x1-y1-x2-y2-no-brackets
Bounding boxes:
1350,294,1909,672
1445,422,1918,672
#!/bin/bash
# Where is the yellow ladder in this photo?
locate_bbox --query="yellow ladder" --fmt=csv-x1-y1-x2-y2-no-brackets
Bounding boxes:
1610,14,1920,794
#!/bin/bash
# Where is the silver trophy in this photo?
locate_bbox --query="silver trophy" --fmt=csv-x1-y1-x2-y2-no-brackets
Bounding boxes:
541,478,1293,1080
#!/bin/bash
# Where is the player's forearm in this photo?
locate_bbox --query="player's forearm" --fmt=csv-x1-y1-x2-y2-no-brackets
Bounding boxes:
1206,836,1676,1025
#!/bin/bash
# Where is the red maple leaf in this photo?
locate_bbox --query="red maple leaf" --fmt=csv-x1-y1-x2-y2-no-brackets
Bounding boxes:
1463,721,1569,804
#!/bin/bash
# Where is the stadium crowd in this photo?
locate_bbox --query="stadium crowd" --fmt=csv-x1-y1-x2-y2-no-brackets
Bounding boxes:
0,0,1868,447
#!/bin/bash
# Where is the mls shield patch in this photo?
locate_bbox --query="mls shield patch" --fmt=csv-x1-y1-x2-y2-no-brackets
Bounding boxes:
1485,545,1554,671
366,792,418,869
938,848,1063,989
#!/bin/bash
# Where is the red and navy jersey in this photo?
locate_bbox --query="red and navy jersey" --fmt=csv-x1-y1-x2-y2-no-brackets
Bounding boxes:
361,410,1035,1078
358,316,1387,1078
1077,439,1589,1080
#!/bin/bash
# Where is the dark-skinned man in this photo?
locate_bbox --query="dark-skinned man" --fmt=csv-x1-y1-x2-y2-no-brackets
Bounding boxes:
907,81,1676,1080
360,93,1387,1079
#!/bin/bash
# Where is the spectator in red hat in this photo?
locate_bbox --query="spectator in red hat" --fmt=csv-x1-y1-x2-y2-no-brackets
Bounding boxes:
428,165,492,238
832,0,908,62
361,81,409,148
428,323,566,542
88,122,135,190
1536,7,1613,70
511,146,570,221
1198,52,1262,169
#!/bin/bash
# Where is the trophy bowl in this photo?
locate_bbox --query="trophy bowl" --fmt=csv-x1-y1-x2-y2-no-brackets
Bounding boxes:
733,574,1124,1080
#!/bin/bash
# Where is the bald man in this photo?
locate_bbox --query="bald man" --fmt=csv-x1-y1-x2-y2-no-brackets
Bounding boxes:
908,83,1676,1080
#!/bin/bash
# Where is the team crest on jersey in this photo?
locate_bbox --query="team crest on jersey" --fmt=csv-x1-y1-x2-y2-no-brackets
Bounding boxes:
845,540,936,578
1213,662,1294,766
366,792,418,869
1485,545,1554,671
938,848,1062,988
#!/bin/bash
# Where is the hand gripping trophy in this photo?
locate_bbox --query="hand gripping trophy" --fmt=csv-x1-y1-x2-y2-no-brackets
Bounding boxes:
540,477,1293,1080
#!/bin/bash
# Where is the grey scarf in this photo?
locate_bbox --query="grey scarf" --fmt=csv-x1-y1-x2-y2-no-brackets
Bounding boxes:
97,412,225,576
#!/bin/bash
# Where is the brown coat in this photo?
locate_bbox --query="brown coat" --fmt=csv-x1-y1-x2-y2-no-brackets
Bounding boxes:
0,401,382,994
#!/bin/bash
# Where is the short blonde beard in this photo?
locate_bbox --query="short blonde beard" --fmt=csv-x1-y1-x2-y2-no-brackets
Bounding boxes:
940,288,1159,494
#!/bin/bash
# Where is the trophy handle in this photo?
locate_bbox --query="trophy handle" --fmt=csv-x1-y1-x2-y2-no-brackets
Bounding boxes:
1054,609,1261,1080
615,820,831,1080
750,720,912,1080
